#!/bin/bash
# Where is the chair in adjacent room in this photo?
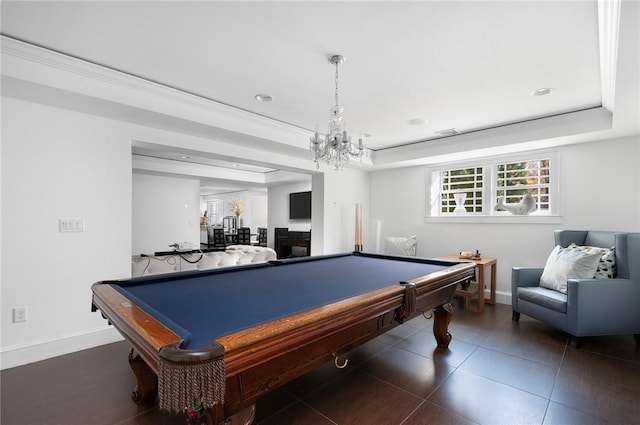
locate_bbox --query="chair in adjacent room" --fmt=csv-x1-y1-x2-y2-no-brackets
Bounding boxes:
512,230,640,347
253,227,268,247
211,227,227,251
237,227,252,245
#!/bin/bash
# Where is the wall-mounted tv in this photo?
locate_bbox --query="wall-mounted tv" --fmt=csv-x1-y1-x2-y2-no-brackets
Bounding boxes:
289,191,311,219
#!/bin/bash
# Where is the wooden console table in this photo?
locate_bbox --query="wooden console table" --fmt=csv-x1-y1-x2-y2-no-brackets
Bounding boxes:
437,255,497,314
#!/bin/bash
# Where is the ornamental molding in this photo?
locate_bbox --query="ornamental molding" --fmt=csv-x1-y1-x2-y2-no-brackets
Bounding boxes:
597,0,621,112
0,35,311,148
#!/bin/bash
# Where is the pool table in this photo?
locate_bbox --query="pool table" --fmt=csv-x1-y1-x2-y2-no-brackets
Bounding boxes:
92,252,474,424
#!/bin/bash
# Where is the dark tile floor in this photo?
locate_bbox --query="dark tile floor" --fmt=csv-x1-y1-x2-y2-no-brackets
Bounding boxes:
2,302,639,425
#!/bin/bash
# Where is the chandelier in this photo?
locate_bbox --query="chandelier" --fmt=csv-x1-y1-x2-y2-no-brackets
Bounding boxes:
310,55,365,171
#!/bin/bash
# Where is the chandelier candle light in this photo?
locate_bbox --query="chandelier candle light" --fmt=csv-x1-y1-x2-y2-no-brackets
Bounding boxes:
310,55,365,171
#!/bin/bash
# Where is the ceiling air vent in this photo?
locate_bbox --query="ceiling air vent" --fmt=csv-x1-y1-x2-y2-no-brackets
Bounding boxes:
435,128,460,137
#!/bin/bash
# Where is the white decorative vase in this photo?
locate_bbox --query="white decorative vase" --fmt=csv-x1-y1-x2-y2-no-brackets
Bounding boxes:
453,193,467,214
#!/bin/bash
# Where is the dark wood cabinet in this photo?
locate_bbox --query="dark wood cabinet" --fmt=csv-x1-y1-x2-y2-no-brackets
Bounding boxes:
274,228,311,258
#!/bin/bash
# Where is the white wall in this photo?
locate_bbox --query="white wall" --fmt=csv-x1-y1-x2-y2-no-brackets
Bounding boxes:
559,138,640,229
250,193,268,230
132,173,200,254
370,136,640,304
320,167,371,254
1,97,132,368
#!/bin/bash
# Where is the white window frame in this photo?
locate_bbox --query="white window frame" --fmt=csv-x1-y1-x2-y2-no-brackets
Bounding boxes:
425,150,560,224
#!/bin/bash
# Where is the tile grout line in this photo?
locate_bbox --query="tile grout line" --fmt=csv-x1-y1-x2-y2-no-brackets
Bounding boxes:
395,310,507,425
539,339,568,425
297,399,339,425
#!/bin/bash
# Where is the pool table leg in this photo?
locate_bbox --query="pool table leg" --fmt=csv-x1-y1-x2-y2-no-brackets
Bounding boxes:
433,303,454,348
128,349,158,407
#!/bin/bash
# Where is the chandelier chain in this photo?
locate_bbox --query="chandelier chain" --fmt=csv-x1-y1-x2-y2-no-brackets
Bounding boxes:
334,60,340,107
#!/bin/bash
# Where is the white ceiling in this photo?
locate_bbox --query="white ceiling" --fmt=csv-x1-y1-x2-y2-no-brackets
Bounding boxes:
1,1,638,194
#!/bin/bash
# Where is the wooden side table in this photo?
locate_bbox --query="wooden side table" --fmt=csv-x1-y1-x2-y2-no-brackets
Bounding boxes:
437,255,497,314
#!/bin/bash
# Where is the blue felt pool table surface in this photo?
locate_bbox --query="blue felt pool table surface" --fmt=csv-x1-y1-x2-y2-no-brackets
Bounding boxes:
113,253,452,350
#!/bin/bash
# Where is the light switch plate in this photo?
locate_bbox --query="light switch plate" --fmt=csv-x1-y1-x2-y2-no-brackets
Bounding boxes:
59,218,85,232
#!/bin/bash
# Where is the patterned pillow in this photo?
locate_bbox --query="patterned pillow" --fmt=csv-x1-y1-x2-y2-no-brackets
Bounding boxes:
566,243,616,278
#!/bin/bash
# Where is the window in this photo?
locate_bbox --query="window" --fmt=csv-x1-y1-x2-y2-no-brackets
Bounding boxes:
428,152,558,218
496,159,550,213
207,200,221,226
439,167,484,214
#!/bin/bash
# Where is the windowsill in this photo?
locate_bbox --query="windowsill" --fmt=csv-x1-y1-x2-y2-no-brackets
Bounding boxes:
424,215,562,224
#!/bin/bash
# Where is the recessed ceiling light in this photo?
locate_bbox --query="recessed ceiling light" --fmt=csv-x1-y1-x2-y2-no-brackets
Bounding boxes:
531,88,552,96
254,94,274,103
407,118,428,126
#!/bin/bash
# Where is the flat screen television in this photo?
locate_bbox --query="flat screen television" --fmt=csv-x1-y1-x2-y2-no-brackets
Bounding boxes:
289,191,311,219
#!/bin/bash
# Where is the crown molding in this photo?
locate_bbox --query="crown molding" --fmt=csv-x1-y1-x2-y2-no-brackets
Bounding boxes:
132,155,267,184
598,0,621,112
1,36,310,148
374,106,613,168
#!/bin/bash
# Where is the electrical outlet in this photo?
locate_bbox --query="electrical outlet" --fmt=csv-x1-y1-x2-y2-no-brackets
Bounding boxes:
12,307,27,323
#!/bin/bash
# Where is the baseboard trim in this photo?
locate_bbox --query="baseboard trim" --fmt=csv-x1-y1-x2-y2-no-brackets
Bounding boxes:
1,326,123,370
491,290,512,306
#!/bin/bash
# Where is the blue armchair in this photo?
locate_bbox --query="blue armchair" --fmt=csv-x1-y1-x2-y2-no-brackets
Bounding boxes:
512,230,640,347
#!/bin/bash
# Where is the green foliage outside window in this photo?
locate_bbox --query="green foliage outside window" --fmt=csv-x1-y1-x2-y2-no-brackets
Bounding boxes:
440,167,483,214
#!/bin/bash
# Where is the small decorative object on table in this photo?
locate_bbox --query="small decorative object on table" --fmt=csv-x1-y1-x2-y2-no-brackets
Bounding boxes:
459,251,473,259
459,250,481,260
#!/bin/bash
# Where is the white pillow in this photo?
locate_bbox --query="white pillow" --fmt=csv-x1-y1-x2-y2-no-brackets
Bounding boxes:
539,245,602,293
384,235,417,256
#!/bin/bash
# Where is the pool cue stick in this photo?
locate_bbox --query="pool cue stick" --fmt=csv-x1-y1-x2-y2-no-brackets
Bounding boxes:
355,204,359,251
355,203,362,252
359,204,362,251
359,204,363,251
